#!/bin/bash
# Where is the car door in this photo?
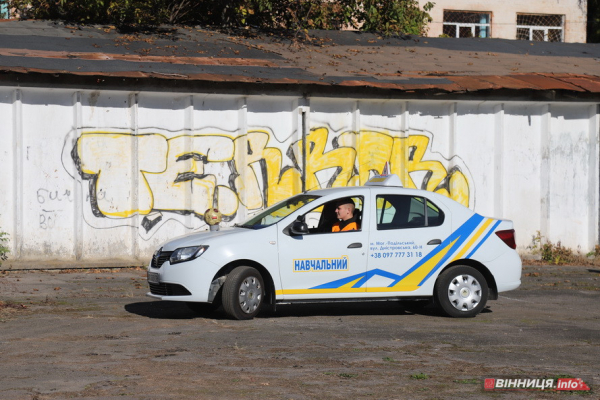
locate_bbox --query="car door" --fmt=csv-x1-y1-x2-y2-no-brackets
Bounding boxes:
366,191,451,294
277,194,369,300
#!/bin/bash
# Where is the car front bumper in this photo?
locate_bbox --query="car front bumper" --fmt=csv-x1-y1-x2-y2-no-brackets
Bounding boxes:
146,256,221,302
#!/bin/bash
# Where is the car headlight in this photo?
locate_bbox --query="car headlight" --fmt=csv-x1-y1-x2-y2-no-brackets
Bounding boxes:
169,245,209,265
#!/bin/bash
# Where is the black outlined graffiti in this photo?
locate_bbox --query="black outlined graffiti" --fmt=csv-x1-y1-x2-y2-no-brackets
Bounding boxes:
64,126,473,239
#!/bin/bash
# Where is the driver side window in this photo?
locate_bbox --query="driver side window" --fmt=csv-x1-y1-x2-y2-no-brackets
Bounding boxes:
304,196,363,234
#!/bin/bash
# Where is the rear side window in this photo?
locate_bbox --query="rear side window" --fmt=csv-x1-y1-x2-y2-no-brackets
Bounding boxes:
376,195,445,230
426,199,444,226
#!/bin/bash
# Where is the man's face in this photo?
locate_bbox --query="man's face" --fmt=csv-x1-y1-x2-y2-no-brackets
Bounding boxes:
335,204,353,221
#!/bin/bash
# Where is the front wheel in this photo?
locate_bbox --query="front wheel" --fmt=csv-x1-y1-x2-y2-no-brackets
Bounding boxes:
222,266,264,320
434,265,488,318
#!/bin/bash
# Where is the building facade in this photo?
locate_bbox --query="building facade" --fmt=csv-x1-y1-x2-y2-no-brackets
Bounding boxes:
420,0,588,43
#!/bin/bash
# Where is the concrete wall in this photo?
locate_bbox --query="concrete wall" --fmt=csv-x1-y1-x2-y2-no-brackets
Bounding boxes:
420,0,587,42
0,87,598,264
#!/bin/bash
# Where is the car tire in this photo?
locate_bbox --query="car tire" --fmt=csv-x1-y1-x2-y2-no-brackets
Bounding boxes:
222,266,264,320
434,265,488,318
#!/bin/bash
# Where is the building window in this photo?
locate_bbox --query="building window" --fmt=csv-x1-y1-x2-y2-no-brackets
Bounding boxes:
0,3,8,19
516,14,564,42
443,11,491,38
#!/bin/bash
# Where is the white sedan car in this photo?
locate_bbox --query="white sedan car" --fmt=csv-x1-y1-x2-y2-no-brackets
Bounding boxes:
147,174,521,319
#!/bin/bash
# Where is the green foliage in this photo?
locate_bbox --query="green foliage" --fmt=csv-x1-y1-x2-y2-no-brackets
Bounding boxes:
8,0,111,23
454,378,480,384
586,244,600,258
410,373,430,379
6,0,434,35
107,0,166,29
355,0,433,35
0,223,9,267
529,231,578,265
540,241,575,265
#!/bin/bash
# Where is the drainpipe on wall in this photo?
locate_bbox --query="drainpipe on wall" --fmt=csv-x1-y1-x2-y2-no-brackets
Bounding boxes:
597,104,600,249
300,106,309,193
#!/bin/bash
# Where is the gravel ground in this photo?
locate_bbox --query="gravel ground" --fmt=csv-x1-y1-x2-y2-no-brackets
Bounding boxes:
0,264,598,399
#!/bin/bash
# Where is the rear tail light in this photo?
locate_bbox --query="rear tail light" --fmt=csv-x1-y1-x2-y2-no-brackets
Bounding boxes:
495,229,516,249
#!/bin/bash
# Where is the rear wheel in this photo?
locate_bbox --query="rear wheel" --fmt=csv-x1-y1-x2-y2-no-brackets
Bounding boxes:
435,265,488,318
222,266,264,320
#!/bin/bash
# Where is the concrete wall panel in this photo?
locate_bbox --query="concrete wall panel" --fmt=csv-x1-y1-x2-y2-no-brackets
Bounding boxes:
454,102,496,212
19,89,76,258
548,105,597,250
0,87,598,264
503,103,545,248
0,89,14,255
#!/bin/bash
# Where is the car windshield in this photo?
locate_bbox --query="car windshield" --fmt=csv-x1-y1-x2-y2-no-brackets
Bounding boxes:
240,194,320,229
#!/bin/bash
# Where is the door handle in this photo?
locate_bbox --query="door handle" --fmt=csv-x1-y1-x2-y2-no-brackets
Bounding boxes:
348,243,362,248
427,239,442,245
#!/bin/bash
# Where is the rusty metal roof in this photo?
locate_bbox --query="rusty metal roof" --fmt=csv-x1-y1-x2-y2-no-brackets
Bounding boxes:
0,20,599,99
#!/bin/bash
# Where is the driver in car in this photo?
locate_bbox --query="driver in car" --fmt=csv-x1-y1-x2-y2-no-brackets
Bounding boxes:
332,198,359,232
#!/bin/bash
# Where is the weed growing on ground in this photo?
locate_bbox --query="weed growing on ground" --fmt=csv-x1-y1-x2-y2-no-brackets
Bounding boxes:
410,373,429,380
586,244,600,259
541,241,575,265
528,231,595,265
0,221,9,267
0,300,28,321
454,379,480,384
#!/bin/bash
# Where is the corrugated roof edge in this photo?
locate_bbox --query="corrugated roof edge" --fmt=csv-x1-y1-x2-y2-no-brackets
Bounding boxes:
1,66,600,101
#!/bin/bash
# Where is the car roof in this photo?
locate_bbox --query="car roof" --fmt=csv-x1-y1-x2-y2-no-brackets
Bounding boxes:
306,185,443,199
302,174,464,210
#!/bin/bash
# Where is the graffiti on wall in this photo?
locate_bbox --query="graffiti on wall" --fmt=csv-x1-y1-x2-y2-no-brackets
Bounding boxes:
66,126,473,239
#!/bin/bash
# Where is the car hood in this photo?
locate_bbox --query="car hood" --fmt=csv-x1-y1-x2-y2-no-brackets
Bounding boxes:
159,227,260,251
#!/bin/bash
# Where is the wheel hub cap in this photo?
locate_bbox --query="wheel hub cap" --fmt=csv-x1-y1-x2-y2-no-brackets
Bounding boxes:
239,277,262,314
448,274,481,312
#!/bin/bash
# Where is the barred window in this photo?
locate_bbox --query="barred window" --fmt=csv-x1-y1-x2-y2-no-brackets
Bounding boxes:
0,3,8,19
443,11,491,38
516,14,564,42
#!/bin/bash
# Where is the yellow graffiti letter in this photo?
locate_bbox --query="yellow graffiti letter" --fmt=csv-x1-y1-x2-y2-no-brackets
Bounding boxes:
145,135,238,217
78,133,167,218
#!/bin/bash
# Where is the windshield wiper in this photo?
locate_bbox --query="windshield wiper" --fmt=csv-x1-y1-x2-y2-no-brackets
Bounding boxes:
233,223,252,229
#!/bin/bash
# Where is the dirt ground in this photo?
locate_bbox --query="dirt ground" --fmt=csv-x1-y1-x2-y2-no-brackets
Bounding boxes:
0,264,598,400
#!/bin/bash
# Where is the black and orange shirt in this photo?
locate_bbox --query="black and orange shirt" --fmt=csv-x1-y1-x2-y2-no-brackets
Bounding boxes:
332,215,360,232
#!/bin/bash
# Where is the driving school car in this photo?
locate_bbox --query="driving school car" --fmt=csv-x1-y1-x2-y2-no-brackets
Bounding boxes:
147,174,521,319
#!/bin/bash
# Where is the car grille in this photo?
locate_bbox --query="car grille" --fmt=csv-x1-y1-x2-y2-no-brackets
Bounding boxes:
149,282,191,296
152,250,173,269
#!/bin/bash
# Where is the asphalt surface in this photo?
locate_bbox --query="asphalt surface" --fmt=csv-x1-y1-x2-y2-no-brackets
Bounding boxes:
0,264,598,399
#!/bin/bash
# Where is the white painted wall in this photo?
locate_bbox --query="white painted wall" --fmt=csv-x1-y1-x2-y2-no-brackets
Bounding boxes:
0,87,598,264
420,0,587,42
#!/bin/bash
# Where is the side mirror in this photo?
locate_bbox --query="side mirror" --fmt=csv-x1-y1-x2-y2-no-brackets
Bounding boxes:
290,216,308,235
